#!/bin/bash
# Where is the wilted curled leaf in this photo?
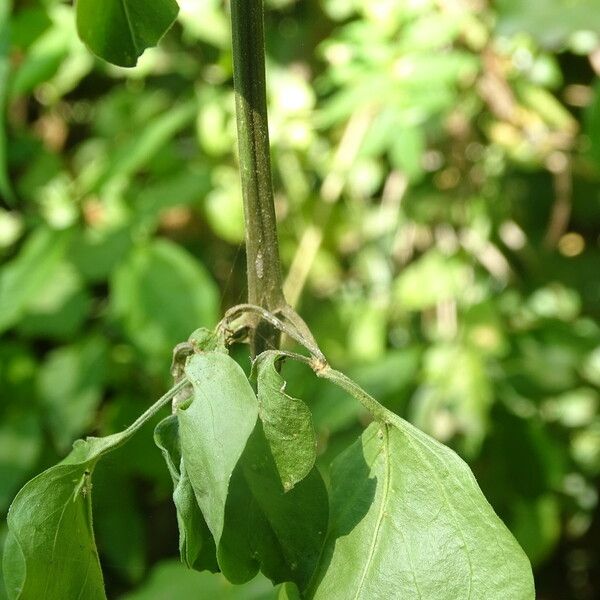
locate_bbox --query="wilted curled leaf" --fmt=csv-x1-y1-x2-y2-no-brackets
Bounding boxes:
254,351,317,491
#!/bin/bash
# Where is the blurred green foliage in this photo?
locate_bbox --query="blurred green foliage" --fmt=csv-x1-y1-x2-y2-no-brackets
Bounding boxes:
1,0,600,598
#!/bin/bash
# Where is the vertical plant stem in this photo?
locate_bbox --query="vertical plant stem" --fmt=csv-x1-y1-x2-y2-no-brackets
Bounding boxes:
230,0,286,355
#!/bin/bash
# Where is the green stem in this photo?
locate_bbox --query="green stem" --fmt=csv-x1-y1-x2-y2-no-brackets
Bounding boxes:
230,0,285,355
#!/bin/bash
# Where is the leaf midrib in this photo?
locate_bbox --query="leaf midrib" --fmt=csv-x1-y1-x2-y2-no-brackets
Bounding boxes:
118,0,140,55
353,425,391,600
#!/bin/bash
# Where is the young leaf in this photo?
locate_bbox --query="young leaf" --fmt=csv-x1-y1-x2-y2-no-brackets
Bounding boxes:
154,415,218,573
179,352,328,589
76,0,180,68
254,351,317,491
307,368,535,599
3,381,186,600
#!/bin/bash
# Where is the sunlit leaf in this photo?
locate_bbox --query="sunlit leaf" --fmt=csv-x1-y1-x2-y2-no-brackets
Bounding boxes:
308,367,535,599
309,420,534,599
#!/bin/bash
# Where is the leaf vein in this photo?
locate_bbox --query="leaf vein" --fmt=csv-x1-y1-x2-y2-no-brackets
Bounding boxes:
353,424,392,600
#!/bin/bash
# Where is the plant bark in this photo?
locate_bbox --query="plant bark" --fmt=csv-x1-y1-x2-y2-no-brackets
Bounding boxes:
230,0,286,355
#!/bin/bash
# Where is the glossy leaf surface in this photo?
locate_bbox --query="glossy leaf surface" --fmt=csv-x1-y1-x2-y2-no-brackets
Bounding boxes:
76,0,179,67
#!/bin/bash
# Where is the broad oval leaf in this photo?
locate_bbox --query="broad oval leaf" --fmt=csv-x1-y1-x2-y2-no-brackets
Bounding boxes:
76,0,180,68
254,351,317,491
308,417,535,599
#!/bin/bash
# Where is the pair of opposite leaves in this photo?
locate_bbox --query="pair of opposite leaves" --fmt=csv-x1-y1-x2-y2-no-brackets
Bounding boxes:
3,345,535,599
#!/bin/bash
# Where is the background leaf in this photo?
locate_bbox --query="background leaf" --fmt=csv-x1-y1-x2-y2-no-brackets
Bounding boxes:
111,239,219,363
0,228,70,334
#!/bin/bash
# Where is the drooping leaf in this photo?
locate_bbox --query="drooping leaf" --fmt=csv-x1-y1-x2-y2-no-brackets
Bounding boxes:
254,351,317,491
178,352,259,547
154,415,218,573
3,381,184,600
307,367,535,599
76,0,180,68
0,228,71,334
179,352,328,589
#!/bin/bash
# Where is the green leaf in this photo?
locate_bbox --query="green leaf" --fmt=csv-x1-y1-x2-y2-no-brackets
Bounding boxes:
4,445,112,599
308,368,535,599
3,381,185,600
0,411,42,512
37,336,108,452
76,0,180,68
178,351,258,549
254,351,317,491
0,0,15,204
179,352,328,589
496,0,600,48
222,424,328,590
154,415,218,573
17,263,91,340
111,239,219,361
120,560,277,600
88,100,197,195
0,228,71,334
